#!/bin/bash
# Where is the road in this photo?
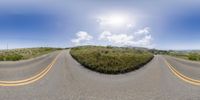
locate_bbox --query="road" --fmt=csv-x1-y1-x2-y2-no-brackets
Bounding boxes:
0,50,199,100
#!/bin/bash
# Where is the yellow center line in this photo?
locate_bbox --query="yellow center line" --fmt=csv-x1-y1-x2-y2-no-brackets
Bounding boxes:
0,52,61,86
164,59,200,86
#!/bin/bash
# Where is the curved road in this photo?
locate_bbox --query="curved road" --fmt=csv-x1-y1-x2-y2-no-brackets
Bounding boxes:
0,50,199,100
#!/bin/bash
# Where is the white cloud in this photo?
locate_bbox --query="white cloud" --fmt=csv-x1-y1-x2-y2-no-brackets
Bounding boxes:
99,27,153,47
71,27,153,48
71,31,93,45
127,24,134,29
135,27,150,35
99,31,134,45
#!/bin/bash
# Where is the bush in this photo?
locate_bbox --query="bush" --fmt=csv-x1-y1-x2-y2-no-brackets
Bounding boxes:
188,53,200,61
0,47,60,61
70,46,154,74
4,54,23,61
0,56,4,61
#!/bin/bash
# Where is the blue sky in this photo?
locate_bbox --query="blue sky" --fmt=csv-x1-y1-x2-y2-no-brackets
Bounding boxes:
0,0,200,50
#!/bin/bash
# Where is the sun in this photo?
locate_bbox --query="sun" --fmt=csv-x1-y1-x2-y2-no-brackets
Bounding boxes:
108,15,127,26
98,14,129,27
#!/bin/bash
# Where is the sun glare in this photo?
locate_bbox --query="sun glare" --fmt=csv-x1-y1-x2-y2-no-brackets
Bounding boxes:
98,14,129,27
108,15,127,26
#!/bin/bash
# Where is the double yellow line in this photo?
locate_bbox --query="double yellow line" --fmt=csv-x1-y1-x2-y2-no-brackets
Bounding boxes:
0,53,61,87
165,60,200,86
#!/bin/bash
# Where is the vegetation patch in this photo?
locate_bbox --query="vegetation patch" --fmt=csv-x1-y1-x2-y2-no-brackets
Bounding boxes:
70,46,154,74
188,53,200,61
149,49,200,61
166,52,200,61
0,47,61,61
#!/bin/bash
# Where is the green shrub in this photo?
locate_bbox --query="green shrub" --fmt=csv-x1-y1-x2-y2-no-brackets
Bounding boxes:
188,53,200,61
0,47,60,61
0,56,4,61
70,46,154,74
4,54,23,61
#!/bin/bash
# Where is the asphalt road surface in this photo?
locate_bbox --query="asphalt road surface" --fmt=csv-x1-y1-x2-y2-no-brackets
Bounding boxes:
0,50,199,100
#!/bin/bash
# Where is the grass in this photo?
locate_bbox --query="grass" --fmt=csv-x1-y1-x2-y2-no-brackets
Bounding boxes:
169,52,200,61
149,49,200,61
70,46,154,74
0,47,61,61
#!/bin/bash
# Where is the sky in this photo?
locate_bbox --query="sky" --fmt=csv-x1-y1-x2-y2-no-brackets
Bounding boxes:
0,0,200,50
